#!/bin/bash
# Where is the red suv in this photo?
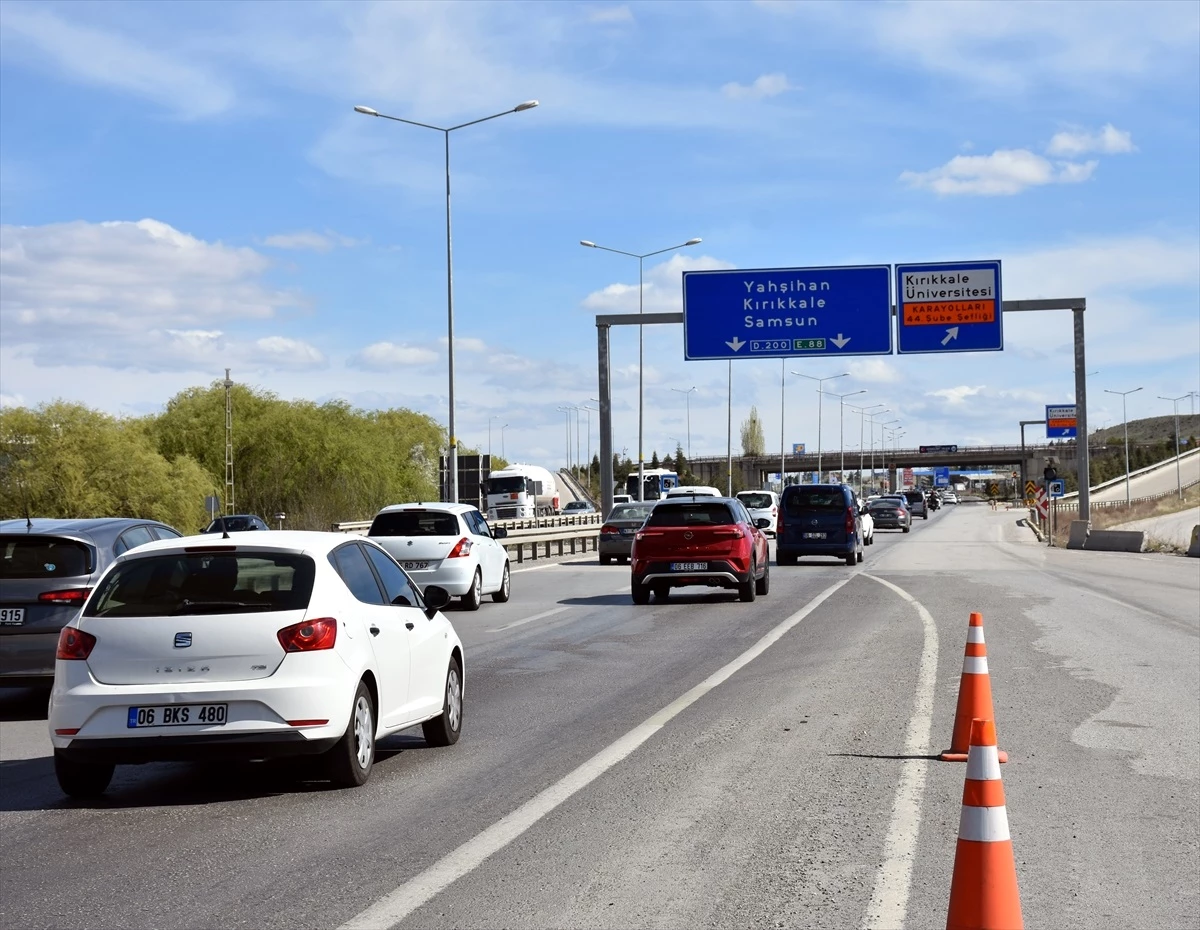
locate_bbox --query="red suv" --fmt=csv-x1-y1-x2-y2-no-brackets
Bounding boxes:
630,496,771,604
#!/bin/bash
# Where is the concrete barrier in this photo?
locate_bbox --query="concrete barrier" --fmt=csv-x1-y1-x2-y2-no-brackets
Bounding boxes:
1067,520,1090,550
1083,530,1145,553
1188,525,1200,558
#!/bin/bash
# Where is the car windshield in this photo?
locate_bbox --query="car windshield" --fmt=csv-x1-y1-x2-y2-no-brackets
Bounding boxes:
738,493,774,509
783,489,845,514
646,503,734,527
487,476,527,495
85,552,315,617
369,511,461,537
565,502,588,510
610,504,654,522
0,536,91,579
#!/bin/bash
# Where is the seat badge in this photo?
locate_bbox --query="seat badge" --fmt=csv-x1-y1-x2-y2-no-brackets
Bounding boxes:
174,632,193,648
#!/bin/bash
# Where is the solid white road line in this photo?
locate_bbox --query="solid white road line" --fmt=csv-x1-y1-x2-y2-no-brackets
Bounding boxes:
860,573,940,930
511,561,566,574
485,606,573,633
340,578,852,930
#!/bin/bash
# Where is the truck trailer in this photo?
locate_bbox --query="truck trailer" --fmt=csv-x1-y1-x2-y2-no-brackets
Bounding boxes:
485,464,561,519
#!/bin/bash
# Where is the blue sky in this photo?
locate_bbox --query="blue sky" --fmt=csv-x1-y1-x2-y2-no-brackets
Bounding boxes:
2,0,1198,470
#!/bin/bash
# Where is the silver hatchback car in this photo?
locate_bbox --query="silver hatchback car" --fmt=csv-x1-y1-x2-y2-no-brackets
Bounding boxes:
0,518,183,687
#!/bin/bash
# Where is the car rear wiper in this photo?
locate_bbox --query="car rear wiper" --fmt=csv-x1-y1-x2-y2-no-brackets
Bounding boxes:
171,600,274,614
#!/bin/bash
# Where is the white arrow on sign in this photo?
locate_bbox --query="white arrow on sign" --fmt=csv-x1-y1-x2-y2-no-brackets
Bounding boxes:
831,333,851,348
941,326,959,346
726,337,745,352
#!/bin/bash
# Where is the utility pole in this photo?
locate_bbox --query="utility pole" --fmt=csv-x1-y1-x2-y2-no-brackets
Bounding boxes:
223,368,234,515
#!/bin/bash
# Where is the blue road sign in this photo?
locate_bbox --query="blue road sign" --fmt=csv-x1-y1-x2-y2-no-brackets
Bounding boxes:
1048,479,1066,498
682,265,892,361
934,466,951,487
896,260,1003,355
1046,404,1078,438
792,443,806,454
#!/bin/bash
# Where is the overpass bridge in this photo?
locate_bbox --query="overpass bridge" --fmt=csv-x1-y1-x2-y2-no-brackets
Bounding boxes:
685,441,1116,492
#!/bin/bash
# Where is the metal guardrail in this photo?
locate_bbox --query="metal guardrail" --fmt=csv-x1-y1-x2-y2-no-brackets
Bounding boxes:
1051,478,1199,514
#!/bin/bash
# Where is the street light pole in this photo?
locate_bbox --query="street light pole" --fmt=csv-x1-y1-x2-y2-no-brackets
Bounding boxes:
1158,393,1189,499
792,371,849,482
823,389,867,482
581,237,702,501
500,423,509,460
1104,387,1142,505
881,420,900,491
849,404,886,497
670,386,697,460
581,405,597,490
355,99,539,503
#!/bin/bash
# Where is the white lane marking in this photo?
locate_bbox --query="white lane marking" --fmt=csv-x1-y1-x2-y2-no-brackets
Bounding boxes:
860,573,939,930
511,562,565,574
340,578,852,930
485,606,572,633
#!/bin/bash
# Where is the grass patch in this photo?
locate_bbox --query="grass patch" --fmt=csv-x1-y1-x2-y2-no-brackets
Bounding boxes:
1048,485,1199,549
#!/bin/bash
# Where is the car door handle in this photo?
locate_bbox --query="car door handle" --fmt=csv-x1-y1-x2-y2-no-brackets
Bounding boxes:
369,625,380,636
405,621,415,631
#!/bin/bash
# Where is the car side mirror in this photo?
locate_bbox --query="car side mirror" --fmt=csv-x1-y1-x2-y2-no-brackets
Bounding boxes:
755,518,772,529
423,585,452,618
492,526,508,540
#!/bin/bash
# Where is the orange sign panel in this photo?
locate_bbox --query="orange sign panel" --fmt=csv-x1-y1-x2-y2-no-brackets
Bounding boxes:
1047,417,1077,429
902,300,997,326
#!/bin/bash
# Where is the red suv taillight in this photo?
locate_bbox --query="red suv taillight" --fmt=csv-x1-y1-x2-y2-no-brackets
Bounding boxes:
277,617,338,652
447,537,473,558
56,627,97,660
845,506,856,537
600,524,619,536
39,588,91,605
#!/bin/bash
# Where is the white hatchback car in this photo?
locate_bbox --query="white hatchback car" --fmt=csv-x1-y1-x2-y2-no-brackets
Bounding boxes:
736,490,780,537
48,532,465,797
368,503,511,610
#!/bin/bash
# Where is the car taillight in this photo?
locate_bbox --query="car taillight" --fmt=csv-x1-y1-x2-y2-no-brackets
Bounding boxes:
845,507,856,537
713,527,744,538
600,524,619,535
277,617,338,652
56,627,97,660
39,588,91,605
777,507,786,534
447,537,473,558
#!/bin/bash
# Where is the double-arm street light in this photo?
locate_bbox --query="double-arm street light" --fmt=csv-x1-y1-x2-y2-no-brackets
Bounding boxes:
581,238,702,500
355,99,539,503
1103,386,1142,505
1158,392,1190,499
670,386,697,460
823,388,867,482
792,371,849,482
500,423,510,460
850,404,887,496
880,419,900,490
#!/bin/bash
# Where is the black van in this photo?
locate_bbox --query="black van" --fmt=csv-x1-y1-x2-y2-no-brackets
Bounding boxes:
776,484,864,567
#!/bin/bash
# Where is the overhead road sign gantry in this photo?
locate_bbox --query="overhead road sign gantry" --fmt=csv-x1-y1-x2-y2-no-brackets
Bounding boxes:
682,265,892,361
896,260,1003,354
1045,404,1078,438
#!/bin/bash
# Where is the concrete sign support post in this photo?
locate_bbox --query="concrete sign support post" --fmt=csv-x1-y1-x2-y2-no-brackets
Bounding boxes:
726,360,733,496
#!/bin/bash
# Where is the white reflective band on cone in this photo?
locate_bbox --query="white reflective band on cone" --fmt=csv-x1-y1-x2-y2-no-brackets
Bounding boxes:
966,745,1002,781
958,805,1011,842
967,626,986,644
961,655,989,674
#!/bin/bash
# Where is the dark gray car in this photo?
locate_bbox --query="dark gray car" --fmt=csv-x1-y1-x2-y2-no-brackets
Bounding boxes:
598,502,656,564
0,518,182,687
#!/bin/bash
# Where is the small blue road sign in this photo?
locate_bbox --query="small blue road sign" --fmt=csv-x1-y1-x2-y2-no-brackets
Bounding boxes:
682,265,893,361
896,261,1003,355
1048,479,1066,498
934,466,951,487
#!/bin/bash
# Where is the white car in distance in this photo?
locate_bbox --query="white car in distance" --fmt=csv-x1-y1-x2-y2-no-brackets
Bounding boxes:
368,503,511,610
49,532,465,798
736,490,779,537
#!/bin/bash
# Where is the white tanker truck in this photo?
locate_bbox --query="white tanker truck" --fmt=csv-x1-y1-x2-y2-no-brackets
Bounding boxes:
485,464,561,519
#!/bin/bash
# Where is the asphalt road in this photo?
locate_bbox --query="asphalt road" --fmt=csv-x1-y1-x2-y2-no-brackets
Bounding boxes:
1090,449,1200,502
2,503,1197,930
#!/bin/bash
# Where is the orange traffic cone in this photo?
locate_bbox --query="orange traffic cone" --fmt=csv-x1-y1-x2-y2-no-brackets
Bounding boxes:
941,612,1009,762
946,718,1023,930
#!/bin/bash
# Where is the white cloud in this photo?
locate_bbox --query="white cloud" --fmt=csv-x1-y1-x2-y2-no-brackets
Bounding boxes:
0,219,317,372
586,5,634,24
1046,124,1137,156
926,385,985,406
256,336,326,368
352,342,439,369
900,149,1097,196
262,230,364,252
721,72,793,100
581,253,736,314
1,393,26,409
437,336,488,353
0,4,234,119
848,359,902,384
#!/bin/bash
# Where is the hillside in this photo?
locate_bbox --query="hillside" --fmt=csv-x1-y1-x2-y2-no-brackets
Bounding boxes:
1089,413,1199,447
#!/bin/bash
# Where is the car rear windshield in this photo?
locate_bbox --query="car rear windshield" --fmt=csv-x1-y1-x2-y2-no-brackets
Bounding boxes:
84,552,315,617
904,492,924,503
646,503,734,527
205,516,261,532
869,500,902,511
0,536,91,579
610,504,654,522
369,511,460,537
737,493,774,509
783,489,847,514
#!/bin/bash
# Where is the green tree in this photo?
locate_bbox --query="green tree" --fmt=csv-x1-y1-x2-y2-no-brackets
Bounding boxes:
740,406,765,456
